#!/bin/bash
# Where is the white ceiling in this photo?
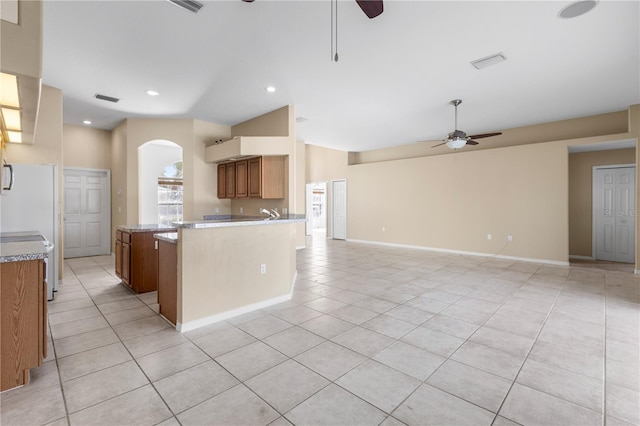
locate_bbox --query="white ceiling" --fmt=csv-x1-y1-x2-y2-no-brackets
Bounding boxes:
42,0,640,152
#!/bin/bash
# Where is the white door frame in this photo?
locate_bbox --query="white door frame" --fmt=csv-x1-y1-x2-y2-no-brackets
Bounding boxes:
63,167,111,257
331,179,347,240
592,163,635,261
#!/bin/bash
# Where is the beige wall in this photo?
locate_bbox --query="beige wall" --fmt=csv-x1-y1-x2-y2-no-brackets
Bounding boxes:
193,120,231,219
305,144,349,238
63,125,111,170
178,222,296,328
110,121,127,249
231,106,290,137
349,141,570,262
5,84,64,275
569,148,636,258
0,0,42,78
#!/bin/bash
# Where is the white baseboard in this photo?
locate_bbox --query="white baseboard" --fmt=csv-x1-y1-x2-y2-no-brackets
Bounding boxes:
569,255,594,260
634,269,640,275
176,271,298,333
346,239,570,267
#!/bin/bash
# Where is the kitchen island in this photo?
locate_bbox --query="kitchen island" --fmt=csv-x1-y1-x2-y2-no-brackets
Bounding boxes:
161,215,305,332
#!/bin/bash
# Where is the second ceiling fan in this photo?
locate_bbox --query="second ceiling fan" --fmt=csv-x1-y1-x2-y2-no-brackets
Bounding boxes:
431,99,502,150
240,0,384,19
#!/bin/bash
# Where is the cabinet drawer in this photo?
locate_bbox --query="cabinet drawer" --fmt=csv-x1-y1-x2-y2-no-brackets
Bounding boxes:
122,232,131,244
116,230,122,241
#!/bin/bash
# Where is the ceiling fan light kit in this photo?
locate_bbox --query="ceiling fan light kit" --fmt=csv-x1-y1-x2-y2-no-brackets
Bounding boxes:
430,99,503,150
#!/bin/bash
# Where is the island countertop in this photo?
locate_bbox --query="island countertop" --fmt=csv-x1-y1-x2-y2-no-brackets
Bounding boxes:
174,214,306,229
117,224,177,233
154,232,178,243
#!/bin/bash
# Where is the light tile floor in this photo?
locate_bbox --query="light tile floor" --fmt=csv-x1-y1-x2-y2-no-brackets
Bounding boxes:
1,237,639,425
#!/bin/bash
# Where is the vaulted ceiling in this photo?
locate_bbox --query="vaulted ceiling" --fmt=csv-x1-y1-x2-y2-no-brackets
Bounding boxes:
42,1,639,151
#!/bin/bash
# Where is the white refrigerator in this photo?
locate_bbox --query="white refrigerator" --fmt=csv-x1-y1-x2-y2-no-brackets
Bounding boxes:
0,163,59,300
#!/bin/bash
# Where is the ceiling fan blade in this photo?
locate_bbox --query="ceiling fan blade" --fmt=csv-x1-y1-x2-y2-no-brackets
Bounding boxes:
431,142,447,148
466,140,479,145
467,132,502,139
356,0,383,18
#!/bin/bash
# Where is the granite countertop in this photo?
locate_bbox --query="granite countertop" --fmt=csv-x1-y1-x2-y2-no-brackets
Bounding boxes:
0,241,49,263
154,232,178,243
118,224,177,232
174,214,306,229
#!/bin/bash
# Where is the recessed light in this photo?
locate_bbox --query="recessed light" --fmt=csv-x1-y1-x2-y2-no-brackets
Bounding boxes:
146,90,160,96
82,120,92,125
559,0,597,19
265,86,276,93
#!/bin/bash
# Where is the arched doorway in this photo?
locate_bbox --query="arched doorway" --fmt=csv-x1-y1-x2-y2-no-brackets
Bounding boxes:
138,140,183,224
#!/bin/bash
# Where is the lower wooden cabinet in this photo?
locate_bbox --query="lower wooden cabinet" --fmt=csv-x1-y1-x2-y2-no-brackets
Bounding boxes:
1,259,46,391
156,238,177,325
116,229,172,294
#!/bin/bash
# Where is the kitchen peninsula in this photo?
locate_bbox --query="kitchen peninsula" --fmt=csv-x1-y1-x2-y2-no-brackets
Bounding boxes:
156,215,305,332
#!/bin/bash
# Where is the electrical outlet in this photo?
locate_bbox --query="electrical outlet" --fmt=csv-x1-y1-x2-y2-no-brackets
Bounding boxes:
487,234,492,240
260,264,266,274
240,207,244,214
215,207,220,213
283,208,288,215
507,235,513,242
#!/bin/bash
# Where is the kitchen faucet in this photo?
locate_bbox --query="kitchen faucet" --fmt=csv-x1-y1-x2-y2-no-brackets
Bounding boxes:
259,208,280,219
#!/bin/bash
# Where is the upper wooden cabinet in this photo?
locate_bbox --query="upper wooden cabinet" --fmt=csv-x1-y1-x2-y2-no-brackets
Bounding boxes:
235,160,248,198
249,156,285,199
225,162,236,199
218,156,285,199
217,164,226,199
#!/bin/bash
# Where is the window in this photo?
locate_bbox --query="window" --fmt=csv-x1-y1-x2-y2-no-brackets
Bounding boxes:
158,177,183,225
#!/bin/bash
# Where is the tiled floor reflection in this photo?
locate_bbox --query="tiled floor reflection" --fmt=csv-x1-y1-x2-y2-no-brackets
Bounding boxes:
1,237,639,425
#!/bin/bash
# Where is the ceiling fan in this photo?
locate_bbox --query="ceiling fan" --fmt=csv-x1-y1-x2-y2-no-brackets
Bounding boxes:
240,0,384,19
431,99,502,149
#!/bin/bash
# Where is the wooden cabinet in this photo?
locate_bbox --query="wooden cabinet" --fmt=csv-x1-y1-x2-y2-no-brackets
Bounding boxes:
249,156,285,199
235,160,248,198
115,229,172,293
156,238,177,325
218,156,285,199
1,259,47,391
217,163,226,199
225,162,236,199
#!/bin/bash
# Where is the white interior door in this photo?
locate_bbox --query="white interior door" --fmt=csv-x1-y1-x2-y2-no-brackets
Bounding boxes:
594,166,635,263
64,169,111,258
332,179,347,240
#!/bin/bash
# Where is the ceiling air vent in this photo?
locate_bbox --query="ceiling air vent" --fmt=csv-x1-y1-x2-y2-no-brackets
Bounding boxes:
470,53,507,70
94,93,120,103
167,0,203,14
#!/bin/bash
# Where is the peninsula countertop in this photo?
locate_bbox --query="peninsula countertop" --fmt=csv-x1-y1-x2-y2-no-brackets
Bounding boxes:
174,214,306,229
117,224,177,233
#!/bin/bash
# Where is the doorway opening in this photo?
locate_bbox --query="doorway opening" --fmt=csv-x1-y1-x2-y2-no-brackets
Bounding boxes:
139,140,183,224
568,139,637,271
306,182,327,238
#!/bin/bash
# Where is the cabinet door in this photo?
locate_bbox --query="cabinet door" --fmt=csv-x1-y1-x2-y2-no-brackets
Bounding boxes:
217,164,226,199
225,162,236,198
157,240,177,325
115,231,122,278
248,157,262,198
236,160,248,198
122,242,131,286
262,156,285,199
